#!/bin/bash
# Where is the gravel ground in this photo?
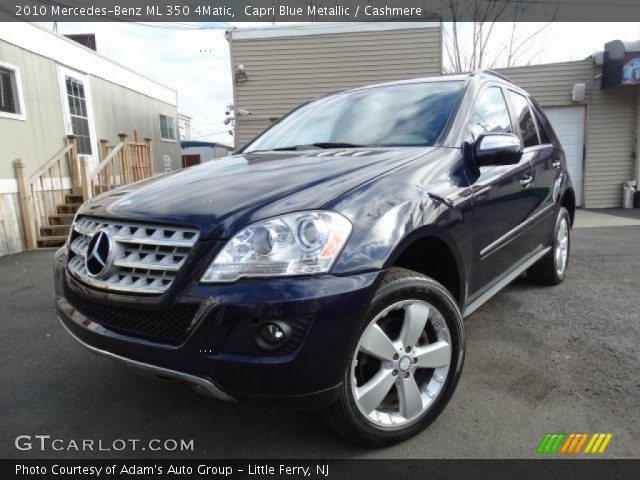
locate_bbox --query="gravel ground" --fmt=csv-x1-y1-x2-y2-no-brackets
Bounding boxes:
0,220,638,459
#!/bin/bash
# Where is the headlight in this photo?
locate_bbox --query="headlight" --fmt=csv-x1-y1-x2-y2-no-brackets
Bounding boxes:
201,211,352,282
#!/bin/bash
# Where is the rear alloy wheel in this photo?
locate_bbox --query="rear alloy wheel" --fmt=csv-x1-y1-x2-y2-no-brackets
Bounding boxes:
527,206,571,285
554,216,569,277
321,268,464,446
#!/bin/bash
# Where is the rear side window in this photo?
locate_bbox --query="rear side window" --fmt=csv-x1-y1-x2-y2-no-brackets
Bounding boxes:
534,113,551,144
531,106,552,145
469,87,512,139
508,91,539,148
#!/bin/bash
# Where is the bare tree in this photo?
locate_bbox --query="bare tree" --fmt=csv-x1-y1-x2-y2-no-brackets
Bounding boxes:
441,0,556,73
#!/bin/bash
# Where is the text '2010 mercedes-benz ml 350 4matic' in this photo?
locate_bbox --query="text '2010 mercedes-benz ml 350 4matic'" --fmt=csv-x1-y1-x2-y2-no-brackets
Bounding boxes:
55,71,575,447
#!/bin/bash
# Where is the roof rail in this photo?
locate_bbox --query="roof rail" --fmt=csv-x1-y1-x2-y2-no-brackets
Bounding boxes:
470,69,512,83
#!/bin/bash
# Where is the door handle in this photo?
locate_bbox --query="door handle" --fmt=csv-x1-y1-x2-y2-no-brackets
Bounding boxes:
520,175,533,188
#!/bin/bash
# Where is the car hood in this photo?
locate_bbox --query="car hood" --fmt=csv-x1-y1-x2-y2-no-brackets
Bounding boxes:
78,148,435,239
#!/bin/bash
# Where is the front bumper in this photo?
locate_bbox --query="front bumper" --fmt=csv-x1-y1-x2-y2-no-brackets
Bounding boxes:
55,247,382,407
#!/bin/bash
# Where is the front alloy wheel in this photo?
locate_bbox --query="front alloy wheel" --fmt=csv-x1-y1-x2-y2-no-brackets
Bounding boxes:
321,268,465,446
351,299,452,428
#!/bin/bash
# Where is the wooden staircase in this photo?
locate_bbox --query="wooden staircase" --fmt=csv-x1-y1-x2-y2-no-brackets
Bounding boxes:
37,190,84,247
15,133,154,251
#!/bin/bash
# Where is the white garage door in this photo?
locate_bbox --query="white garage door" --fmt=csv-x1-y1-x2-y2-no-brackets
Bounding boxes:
543,106,586,206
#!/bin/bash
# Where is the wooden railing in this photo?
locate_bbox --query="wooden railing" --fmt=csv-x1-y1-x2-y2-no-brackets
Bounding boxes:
80,134,154,201
129,139,154,182
15,135,79,249
15,133,155,250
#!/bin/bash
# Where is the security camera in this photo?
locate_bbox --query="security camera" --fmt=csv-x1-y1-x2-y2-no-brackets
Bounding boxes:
236,108,251,116
223,116,234,125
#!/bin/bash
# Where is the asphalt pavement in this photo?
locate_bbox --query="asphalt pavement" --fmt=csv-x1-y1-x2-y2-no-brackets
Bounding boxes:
1,210,638,459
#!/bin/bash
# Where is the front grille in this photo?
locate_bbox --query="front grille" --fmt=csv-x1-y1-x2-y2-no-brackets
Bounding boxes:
221,316,313,356
67,216,199,295
64,282,199,343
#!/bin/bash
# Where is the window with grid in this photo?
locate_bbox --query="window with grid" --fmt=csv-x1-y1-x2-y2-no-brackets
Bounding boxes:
0,67,18,115
160,114,176,141
65,76,92,154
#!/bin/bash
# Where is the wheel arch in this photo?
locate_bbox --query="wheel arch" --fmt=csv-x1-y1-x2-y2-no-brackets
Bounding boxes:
383,226,467,308
561,187,576,226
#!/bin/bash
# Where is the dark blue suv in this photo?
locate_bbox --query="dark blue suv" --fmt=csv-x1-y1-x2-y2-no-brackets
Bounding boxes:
55,71,575,446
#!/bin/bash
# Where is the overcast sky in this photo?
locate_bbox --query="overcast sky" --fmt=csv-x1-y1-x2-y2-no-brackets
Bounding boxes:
50,22,640,145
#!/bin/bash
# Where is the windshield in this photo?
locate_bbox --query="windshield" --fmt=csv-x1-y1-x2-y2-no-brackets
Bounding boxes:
244,81,464,153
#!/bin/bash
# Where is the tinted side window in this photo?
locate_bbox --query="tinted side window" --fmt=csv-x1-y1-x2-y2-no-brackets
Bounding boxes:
534,112,551,144
469,87,512,138
508,91,539,148
531,107,552,145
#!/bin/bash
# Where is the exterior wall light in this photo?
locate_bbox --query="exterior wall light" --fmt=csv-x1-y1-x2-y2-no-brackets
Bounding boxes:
235,64,247,83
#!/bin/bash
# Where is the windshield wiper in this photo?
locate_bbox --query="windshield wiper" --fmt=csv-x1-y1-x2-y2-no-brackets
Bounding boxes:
273,142,365,151
248,142,366,153
271,144,321,151
309,142,365,149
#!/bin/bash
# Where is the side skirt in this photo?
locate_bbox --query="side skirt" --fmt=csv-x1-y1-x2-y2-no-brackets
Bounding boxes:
463,246,551,318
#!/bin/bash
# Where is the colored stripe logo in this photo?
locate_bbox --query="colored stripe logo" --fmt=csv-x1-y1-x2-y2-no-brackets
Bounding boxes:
537,433,613,454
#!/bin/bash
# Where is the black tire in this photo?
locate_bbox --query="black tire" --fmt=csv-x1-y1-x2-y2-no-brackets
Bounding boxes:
320,267,465,447
527,207,571,285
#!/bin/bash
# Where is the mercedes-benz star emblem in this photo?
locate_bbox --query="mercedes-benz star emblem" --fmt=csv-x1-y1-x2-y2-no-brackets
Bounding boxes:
85,229,115,278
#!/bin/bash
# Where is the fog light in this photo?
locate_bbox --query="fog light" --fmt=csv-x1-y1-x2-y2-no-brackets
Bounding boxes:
255,321,292,350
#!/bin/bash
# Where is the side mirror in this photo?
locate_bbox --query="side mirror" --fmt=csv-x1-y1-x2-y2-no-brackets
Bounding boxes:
473,133,523,166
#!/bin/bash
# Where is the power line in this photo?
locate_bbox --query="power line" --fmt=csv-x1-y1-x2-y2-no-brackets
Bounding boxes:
191,130,231,139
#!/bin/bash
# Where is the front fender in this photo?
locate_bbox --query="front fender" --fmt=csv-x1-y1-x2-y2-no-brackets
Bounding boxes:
332,194,468,279
325,147,474,303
